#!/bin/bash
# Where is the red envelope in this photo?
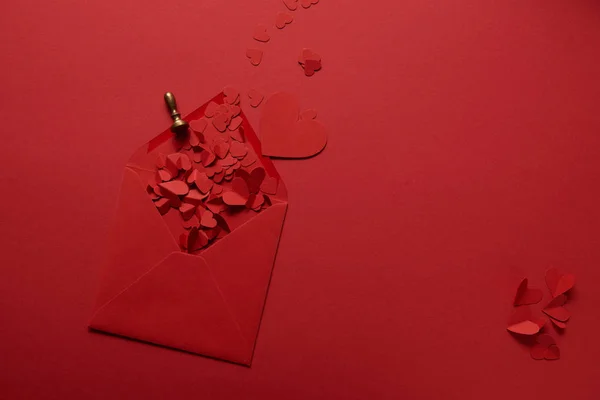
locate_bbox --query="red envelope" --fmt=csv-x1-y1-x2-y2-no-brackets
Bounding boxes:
89,93,288,366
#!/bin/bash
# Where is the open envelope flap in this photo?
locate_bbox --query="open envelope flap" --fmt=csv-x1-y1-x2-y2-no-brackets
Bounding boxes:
89,252,252,364
200,202,288,346
93,167,180,310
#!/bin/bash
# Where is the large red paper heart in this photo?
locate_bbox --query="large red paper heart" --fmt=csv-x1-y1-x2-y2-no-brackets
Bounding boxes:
260,92,327,158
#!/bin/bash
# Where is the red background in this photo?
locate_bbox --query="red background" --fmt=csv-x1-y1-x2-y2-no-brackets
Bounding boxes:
1,0,600,399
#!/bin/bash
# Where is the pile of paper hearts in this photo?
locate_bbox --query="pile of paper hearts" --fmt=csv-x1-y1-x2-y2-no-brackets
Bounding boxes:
507,268,576,360
146,87,279,252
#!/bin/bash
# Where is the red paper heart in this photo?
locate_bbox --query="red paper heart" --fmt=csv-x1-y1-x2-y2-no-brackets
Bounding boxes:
246,48,263,66
507,306,541,336
298,48,321,65
302,59,321,77
212,113,230,133
189,118,207,134
260,176,278,195
513,278,543,306
199,209,218,228
200,151,216,167
183,189,208,205
179,203,196,221
275,12,294,29
545,268,575,298
204,101,219,118
531,334,560,361
260,92,327,158
283,0,298,11
230,141,248,159
542,294,570,322
229,116,242,131
247,89,264,108
253,24,270,42
158,180,189,197
194,171,213,194
222,177,250,206
223,86,240,105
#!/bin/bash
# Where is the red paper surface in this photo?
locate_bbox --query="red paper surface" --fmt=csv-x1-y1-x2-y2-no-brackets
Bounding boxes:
2,0,600,399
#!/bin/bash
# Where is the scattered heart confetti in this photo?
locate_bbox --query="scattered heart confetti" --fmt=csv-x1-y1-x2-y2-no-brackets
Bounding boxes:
146,95,280,255
300,0,319,8
275,12,294,29
514,278,543,306
253,24,270,42
247,89,264,108
545,268,575,298
260,92,327,158
283,0,298,11
246,48,263,66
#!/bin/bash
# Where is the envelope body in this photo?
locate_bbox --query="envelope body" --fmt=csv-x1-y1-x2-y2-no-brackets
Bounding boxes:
89,94,288,366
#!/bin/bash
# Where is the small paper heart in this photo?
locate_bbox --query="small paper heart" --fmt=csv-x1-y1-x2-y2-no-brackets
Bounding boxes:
513,278,543,306
222,177,250,206
246,48,263,66
247,89,264,108
275,12,294,29
253,24,270,42
200,209,218,228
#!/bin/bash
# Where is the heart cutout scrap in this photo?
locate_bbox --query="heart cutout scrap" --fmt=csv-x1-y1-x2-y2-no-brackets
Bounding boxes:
275,12,294,29
246,48,263,66
530,334,560,361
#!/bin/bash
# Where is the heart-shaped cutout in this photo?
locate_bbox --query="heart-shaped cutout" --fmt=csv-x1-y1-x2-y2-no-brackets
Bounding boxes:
506,306,542,335
260,92,327,158
204,101,219,118
194,171,213,194
158,180,189,197
298,48,321,65
247,89,264,108
530,334,560,360
283,0,298,11
222,177,250,206
302,59,322,77
275,12,294,29
230,140,248,159
190,118,208,134
223,86,240,105
545,268,575,298
253,24,270,42
542,294,571,322
246,48,263,66
199,208,218,228
513,278,543,306
260,176,278,195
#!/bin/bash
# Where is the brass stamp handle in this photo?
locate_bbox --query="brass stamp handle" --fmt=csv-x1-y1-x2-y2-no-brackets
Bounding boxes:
164,92,189,134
